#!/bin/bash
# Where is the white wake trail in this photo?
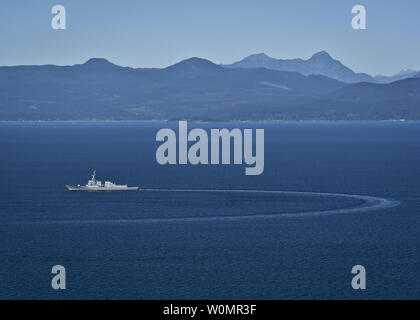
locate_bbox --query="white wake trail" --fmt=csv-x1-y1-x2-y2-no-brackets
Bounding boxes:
26,188,399,225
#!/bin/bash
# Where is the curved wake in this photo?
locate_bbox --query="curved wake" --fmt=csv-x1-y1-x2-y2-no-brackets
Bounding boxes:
27,188,399,225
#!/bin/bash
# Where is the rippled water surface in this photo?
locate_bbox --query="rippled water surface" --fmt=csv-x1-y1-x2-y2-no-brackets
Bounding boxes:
0,121,418,299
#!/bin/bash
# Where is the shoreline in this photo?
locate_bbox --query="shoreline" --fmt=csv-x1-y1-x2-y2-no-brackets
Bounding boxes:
0,119,417,124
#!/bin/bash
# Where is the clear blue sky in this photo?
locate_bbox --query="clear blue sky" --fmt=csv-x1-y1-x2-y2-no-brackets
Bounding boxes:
0,0,419,76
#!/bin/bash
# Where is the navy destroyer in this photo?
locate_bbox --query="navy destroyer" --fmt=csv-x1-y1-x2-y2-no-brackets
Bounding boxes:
66,170,139,191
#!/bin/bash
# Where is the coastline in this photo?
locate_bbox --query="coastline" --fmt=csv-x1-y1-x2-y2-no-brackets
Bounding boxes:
0,119,417,124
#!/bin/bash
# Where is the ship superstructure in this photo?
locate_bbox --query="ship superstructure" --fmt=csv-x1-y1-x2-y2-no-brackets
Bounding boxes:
66,170,139,191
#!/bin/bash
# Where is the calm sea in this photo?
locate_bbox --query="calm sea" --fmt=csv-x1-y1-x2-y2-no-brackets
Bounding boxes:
0,121,419,299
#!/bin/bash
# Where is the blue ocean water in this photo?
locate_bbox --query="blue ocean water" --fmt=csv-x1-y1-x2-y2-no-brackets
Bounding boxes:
0,121,419,299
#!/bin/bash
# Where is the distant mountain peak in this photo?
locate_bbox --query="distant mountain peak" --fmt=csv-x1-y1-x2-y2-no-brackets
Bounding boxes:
309,51,333,60
165,57,221,72
247,53,271,60
397,69,417,76
82,58,119,68
179,57,217,65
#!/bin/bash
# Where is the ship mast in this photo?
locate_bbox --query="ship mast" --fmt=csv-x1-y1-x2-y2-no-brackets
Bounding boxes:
91,170,96,182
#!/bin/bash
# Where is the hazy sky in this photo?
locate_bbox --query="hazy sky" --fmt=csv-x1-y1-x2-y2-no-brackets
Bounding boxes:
0,0,419,76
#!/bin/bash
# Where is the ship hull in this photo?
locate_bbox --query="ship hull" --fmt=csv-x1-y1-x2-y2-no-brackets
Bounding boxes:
66,185,139,191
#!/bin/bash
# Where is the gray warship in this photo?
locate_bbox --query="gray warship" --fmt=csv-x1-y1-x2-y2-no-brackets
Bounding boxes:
66,170,139,191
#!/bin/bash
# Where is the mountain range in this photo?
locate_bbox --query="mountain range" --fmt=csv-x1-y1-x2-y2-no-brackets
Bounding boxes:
225,51,419,84
374,69,419,83
224,51,374,83
1,53,420,121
